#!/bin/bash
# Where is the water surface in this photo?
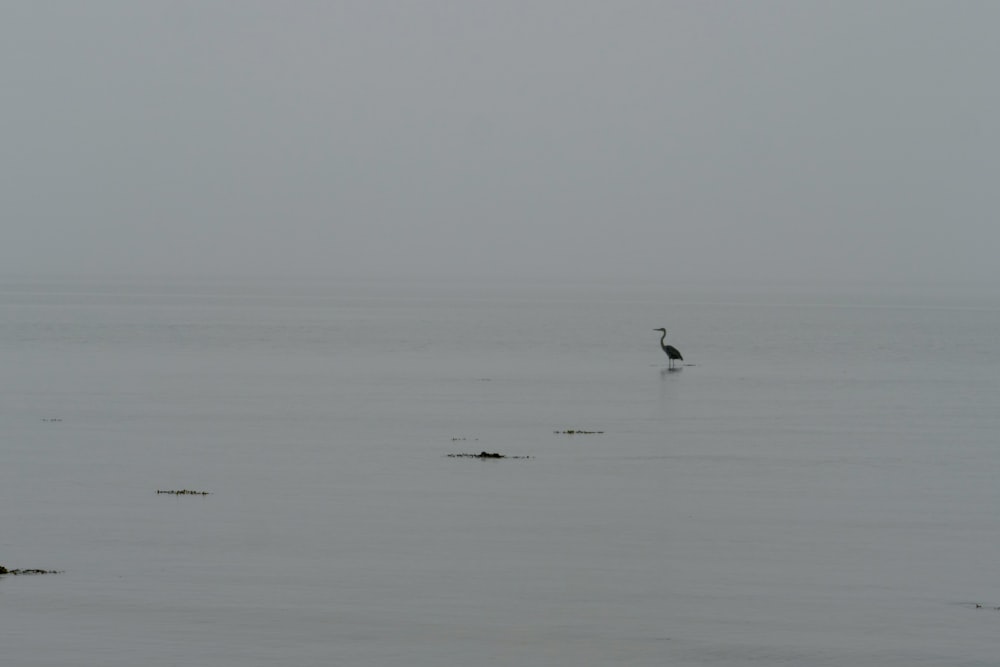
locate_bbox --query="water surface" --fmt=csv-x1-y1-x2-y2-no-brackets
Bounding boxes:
2,277,999,665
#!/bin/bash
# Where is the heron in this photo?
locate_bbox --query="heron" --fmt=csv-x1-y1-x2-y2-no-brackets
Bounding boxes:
653,328,683,369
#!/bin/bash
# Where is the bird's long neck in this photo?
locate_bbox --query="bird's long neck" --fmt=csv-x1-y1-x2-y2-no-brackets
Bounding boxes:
659,330,667,346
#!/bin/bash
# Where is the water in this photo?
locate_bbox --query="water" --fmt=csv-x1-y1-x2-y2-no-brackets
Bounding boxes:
2,276,999,665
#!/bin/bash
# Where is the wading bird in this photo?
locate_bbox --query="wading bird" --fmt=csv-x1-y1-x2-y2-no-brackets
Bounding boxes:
653,328,683,369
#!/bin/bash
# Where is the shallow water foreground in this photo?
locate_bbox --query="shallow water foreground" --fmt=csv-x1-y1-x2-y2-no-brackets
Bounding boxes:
2,277,999,666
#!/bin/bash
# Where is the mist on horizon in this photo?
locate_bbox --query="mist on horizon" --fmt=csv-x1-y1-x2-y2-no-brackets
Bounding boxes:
3,2,998,287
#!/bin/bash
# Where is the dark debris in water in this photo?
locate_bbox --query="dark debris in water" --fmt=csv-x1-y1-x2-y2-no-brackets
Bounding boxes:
554,429,605,435
157,489,212,495
447,452,531,459
0,565,61,575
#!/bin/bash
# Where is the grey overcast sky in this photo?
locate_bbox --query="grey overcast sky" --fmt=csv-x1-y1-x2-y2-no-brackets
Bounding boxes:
3,1,998,284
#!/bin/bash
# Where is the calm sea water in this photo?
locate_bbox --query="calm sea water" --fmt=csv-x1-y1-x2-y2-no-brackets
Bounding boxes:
2,276,999,666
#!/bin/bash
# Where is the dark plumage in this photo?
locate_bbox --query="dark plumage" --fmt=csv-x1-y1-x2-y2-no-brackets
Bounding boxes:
653,328,683,368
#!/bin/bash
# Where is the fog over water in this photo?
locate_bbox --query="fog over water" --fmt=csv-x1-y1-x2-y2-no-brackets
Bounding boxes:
3,2,999,285
3,3,1000,664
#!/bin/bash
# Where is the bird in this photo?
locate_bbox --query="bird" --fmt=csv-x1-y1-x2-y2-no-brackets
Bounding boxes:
653,328,683,369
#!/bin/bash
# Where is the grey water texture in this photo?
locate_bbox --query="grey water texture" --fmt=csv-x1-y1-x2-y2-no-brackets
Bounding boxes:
2,277,999,666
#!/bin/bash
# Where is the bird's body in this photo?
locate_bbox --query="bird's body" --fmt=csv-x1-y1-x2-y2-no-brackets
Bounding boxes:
653,328,683,368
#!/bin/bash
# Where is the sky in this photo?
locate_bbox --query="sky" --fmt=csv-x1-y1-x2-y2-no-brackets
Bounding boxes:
3,1,999,285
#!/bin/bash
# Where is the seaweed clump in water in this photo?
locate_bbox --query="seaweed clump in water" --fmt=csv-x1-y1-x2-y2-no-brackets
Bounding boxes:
157,489,212,495
0,565,61,575
447,452,531,459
